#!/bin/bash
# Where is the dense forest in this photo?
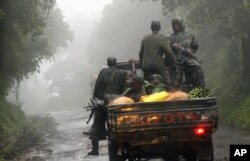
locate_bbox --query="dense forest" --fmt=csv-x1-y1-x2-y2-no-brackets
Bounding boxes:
0,0,72,159
0,0,72,98
159,0,250,128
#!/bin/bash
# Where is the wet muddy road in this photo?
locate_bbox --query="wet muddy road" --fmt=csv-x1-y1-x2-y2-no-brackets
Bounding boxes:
24,110,250,161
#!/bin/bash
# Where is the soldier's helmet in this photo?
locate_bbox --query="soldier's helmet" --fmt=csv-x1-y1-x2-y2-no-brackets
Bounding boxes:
171,18,185,31
148,74,163,83
107,57,117,67
151,20,161,31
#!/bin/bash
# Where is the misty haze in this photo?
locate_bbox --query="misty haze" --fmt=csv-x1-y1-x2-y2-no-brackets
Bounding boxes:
0,0,250,161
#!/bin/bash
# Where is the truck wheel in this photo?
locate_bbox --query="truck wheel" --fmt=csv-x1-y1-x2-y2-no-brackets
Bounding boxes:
197,137,214,161
199,146,214,161
108,140,124,161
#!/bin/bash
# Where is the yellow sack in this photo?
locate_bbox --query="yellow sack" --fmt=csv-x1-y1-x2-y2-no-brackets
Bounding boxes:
140,91,169,102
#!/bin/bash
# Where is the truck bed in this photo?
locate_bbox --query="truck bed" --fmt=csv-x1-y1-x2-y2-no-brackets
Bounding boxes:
107,97,218,143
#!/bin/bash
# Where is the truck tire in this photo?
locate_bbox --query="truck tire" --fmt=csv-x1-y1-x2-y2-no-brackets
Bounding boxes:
108,140,124,161
199,145,214,161
197,137,214,161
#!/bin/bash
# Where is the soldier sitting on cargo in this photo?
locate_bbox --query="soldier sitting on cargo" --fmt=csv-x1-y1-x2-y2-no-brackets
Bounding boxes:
125,74,146,102
145,74,168,94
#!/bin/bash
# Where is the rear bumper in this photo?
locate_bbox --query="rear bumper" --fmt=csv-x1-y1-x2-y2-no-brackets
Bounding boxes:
110,125,216,145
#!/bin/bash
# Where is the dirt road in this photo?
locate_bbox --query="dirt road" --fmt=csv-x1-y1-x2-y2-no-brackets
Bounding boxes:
23,109,250,161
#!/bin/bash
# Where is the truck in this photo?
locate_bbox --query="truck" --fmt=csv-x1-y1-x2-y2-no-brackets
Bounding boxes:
106,60,218,161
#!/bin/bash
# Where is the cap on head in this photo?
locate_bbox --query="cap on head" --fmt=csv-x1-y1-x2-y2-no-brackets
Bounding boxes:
149,74,162,82
107,57,117,66
171,17,185,31
151,20,161,31
130,76,144,91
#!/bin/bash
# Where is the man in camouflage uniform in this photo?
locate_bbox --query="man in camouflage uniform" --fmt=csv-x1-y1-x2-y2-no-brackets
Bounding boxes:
88,57,126,155
169,18,205,88
139,20,177,90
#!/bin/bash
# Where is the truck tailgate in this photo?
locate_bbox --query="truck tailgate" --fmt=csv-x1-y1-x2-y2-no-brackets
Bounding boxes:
108,97,217,141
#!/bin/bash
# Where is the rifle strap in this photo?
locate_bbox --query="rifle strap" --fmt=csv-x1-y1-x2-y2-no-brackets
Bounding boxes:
111,70,116,82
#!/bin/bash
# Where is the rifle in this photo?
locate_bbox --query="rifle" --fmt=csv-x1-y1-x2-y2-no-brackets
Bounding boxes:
83,102,92,111
170,42,201,62
84,98,103,124
182,49,198,61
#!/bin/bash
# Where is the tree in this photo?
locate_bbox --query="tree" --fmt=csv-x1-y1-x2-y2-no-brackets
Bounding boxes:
0,0,72,98
160,0,250,123
161,0,250,89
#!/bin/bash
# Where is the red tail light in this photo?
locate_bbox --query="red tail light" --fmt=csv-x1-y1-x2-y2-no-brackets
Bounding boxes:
194,127,205,136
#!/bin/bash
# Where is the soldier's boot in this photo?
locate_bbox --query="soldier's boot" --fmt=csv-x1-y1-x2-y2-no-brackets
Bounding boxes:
177,155,187,161
88,139,99,155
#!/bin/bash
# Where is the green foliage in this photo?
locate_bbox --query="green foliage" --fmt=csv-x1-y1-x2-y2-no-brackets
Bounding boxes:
162,0,250,36
207,38,244,111
229,95,250,129
0,146,19,161
0,98,57,160
0,0,72,158
160,0,250,127
0,0,72,97
0,10,4,20
0,99,28,142
0,99,26,160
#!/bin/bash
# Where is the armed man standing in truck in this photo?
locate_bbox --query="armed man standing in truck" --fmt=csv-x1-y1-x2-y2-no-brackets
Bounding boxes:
139,20,177,90
87,57,126,155
168,18,205,88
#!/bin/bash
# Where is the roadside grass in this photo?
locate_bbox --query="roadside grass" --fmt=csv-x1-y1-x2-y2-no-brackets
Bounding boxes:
0,99,28,142
0,99,56,161
229,95,250,130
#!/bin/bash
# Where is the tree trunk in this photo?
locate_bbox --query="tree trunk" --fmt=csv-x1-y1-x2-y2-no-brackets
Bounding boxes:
240,0,250,93
242,34,250,80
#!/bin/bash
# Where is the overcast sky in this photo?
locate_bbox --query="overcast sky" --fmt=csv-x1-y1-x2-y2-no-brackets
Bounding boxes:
56,0,112,20
38,0,114,73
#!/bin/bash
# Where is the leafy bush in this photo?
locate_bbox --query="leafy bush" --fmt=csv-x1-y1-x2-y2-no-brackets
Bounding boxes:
229,95,250,129
0,99,27,161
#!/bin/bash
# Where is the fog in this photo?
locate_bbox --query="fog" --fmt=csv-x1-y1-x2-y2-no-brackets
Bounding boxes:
1,1,250,160
18,0,173,114
18,0,111,113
